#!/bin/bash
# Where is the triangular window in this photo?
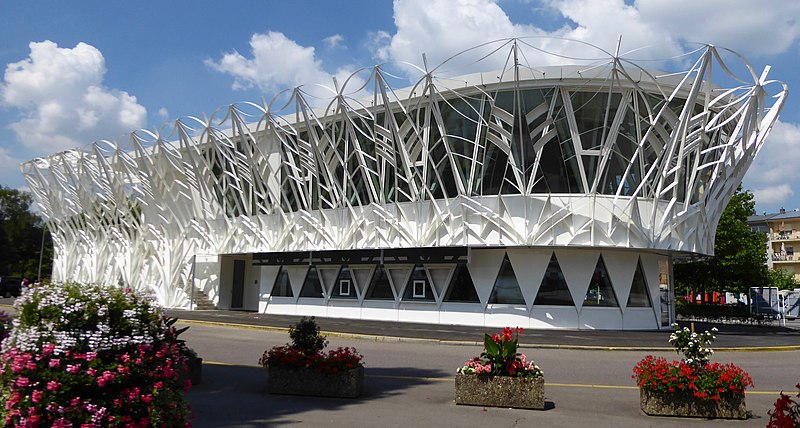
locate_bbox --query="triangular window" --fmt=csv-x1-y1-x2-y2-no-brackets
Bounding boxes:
444,264,480,303
583,255,618,307
534,253,573,306
330,265,357,300
365,265,395,300
299,265,324,298
488,254,525,304
270,266,293,297
627,258,652,308
403,264,435,301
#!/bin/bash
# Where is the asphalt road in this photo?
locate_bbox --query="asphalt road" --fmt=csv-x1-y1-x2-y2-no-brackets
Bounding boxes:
182,322,800,428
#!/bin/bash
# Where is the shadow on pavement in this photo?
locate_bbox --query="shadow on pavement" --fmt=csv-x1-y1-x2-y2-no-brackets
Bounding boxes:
188,364,450,427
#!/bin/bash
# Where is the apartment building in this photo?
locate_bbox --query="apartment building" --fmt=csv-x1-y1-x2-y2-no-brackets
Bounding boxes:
749,209,800,281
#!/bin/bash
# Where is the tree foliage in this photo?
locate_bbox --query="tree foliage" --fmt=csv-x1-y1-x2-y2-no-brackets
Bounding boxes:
0,186,52,280
674,186,768,298
767,268,798,291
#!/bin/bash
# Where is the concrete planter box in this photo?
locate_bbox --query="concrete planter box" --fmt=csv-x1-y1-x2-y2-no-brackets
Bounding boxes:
454,373,545,409
640,388,747,419
268,366,364,398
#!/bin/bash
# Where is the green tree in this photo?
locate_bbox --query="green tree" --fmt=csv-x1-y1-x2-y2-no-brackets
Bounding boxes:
767,268,798,291
674,186,768,302
0,186,52,280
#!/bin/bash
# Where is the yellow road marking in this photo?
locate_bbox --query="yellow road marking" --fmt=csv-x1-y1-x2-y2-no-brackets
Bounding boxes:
178,320,800,352
202,361,788,395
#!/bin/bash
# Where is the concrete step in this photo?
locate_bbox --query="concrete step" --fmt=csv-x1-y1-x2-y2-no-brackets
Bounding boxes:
189,288,216,310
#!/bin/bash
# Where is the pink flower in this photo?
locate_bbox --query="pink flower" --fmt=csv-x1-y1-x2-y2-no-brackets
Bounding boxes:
48,358,60,368
31,390,42,403
128,387,141,401
85,352,97,361
66,364,81,374
15,377,29,387
86,368,97,376
97,370,116,387
46,381,60,391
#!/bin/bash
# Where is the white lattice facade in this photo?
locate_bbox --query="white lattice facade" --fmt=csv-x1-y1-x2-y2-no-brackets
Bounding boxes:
22,40,787,329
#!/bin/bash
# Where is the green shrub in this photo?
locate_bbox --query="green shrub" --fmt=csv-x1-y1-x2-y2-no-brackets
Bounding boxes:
676,302,752,321
288,317,328,356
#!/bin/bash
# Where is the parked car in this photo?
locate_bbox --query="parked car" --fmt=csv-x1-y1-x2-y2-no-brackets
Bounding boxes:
0,276,22,298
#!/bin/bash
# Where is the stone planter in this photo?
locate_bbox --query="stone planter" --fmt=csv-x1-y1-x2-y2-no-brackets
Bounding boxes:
268,366,364,398
640,388,747,419
454,373,545,409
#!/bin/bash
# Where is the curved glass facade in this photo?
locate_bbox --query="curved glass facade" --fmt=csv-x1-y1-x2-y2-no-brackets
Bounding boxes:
275,88,722,215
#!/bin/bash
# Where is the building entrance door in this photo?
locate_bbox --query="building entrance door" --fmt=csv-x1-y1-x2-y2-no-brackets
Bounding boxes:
232,260,245,309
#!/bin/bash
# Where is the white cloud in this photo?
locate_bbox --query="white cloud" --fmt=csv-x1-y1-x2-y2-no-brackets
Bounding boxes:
1,41,147,154
0,147,23,187
373,0,800,78
207,31,369,103
206,31,333,94
634,0,800,57
323,34,344,49
373,0,685,77
744,120,800,206
753,184,793,205
376,0,545,74
156,107,170,121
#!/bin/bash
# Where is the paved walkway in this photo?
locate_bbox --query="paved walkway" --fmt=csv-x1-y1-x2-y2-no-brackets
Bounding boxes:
165,309,800,350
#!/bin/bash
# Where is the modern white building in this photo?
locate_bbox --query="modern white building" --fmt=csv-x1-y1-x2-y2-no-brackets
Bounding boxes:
21,39,787,329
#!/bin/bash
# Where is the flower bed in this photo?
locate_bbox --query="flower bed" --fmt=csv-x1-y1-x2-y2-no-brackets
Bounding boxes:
259,317,364,398
0,283,192,426
633,323,752,420
455,327,545,409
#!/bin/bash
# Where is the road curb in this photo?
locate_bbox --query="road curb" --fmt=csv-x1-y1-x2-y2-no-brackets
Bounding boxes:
175,319,800,352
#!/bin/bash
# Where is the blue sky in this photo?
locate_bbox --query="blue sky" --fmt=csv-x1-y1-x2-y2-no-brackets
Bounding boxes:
1,0,799,214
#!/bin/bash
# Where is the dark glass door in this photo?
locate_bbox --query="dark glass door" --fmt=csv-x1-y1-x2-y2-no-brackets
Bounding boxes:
232,260,245,308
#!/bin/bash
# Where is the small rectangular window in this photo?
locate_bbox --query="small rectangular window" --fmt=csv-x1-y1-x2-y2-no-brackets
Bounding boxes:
339,279,351,296
413,280,426,298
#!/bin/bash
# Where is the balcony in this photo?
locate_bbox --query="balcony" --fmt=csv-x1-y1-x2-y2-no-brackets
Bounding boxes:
771,232,800,241
772,253,800,262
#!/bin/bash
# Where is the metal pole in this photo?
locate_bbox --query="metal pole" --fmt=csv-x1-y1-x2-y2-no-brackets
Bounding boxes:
190,254,197,311
36,227,46,282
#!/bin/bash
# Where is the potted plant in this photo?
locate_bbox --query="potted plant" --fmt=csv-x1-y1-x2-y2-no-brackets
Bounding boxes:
767,383,800,427
0,283,192,426
633,323,753,419
454,327,545,409
259,317,364,398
